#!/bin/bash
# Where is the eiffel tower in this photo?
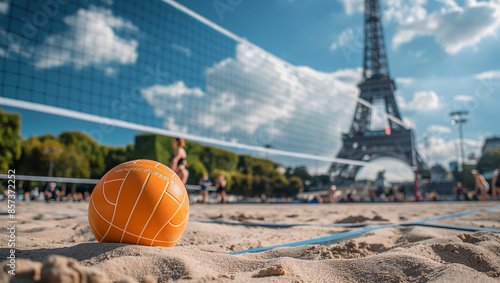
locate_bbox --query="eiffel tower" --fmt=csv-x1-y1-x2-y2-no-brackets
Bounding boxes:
329,0,426,183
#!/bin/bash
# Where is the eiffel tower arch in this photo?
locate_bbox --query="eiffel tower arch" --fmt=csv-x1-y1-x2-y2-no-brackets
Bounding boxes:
329,0,426,184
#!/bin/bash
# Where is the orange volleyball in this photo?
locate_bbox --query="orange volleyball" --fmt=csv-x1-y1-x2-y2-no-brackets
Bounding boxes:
88,159,189,247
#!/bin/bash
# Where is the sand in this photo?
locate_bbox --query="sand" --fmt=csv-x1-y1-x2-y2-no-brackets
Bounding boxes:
1,201,500,282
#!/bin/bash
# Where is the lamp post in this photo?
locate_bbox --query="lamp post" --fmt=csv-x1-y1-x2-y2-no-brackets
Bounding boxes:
450,111,469,168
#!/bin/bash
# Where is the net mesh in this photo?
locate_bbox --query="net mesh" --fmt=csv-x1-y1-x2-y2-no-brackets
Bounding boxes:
0,0,396,172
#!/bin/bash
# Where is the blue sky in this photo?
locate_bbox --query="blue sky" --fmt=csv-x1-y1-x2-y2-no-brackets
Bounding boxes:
1,0,499,181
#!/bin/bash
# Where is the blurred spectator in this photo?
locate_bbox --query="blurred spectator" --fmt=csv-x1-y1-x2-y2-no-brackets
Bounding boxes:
472,170,489,201
368,189,376,202
327,185,337,203
45,182,61,202
429,191,439,201
215,175,227,204
455,182,465,201
30,186,41,201
199,174,211,203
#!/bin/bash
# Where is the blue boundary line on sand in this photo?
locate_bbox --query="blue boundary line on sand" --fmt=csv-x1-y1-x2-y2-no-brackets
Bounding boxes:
409,209,482,224
227,224,399,255
194,220,389,228
227,204,500,255
405,223,500,233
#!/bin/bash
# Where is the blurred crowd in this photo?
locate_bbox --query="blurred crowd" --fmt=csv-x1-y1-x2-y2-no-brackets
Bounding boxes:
2,182,90,202
305,183,491,204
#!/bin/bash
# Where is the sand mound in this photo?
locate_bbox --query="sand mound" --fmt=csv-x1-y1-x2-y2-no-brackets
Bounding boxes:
5,202,500,282
335,215,389,223
229,213,265,222
5,231,499,282
2,256,110,283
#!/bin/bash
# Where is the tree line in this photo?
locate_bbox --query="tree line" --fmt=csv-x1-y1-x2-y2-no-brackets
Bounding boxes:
0,109,306,197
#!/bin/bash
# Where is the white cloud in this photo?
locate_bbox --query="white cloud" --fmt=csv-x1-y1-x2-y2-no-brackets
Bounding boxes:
357,158,415,182
427,125,452,135
0,28,31,58
165,117,187,133
209,92,236,113
399,91,441,111
104,67,116,77
337,0,500,54
475,69,500,79
403,117,416,129
437,0,460,11
383,0,427,25
409,50,426,58
171,43,192,58
175,102,183,110
142,81,204,99
392,0,500,54
418,124,483,167
330,67,363,83
33,6,138,74
329,27,364,56
142,81,204,120
454,95,474,102
142,42,361,156
0,1,9,14
417,136,482,167
337,0,364,15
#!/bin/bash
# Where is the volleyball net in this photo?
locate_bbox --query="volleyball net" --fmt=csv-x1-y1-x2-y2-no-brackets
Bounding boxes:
0,0,410,176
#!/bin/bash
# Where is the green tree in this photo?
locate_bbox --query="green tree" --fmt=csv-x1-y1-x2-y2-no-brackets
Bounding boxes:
251,175,270,196
251,159,276,176
288,176,304,196
477,148,500,173
186,158,208,185
16,135,63,176
230,173,253,195
56,147,91,178
452,164,476,189
237,155,253,174
0,109,21,172
313,175,330,186
58,132,104,178
130,134,176,165
104,147,128,171
284,166,312,190
16,135,46,175
213,149,238,172
129,134,160,161
271,174,289,197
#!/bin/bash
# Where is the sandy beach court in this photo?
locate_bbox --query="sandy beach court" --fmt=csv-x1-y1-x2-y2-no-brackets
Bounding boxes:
2,201,500,282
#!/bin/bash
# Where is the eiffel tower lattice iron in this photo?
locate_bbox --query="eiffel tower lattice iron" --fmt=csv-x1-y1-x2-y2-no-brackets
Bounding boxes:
329,0,426,183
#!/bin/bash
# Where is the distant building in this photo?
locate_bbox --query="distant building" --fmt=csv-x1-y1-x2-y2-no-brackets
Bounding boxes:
482,137,500,154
